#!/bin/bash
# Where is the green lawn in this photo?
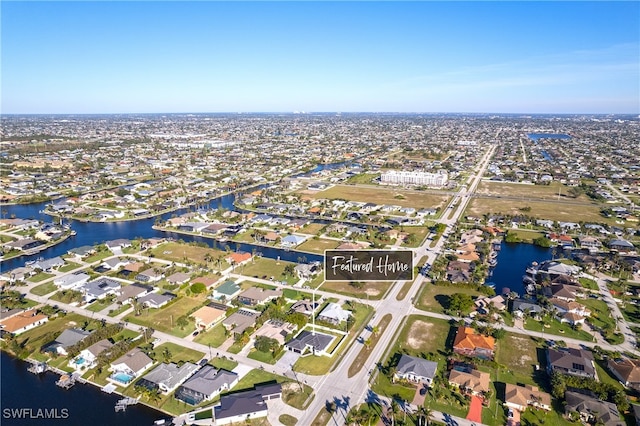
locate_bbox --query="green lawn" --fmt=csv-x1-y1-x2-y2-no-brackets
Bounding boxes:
580,298,618,334
107,304,132,317
578,277,599,290
84,251,114,263
194,324,229,348
495,334,543,387
523,318,595,342
28,272,55,283
125,295,206,337
153,342,204,363
86,297,116,313
237,257,298,284
12,313,93,357
299,223,326,235
59,262,82,273
208,357,238,371
319,280,392,300
31,281,58,296
296,238,341,254
416,283,483,315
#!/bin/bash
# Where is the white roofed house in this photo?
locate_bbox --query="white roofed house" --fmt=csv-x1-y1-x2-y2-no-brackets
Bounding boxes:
317,302,351,326
135,362,199,395
53,272,90,291
31,256,65,272
136,268,164,283
175,366,239,405
69,339,113,372
109,348,154,386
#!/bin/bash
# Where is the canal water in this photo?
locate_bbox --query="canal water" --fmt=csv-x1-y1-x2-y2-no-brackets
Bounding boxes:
488,242,554,295
0,352,163,425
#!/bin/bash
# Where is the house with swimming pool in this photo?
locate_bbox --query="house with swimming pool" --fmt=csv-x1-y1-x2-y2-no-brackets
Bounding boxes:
69,339,113,372
108,348,154,386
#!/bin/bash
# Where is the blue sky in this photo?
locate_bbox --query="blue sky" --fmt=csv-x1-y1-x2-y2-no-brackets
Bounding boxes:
2,1,639,114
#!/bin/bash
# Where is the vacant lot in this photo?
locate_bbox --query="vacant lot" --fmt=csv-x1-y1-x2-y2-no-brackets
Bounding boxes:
495,334,542,386
465,196,610,223
476,181,593,202
237,257,298,284
296,238,341,254
125,295,206,337
416,284,483,314
320,280,392,300
149,241,227,266
305,185,450,209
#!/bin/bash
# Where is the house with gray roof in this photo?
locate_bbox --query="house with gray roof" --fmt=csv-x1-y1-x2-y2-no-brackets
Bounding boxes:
394,354,438,386
43,328,91,356
67,245,96,258
222,308,260,336
175,366,239,405
109,348,154,385
213,383,282,426
136,362,199,394
81,277,122,303
138,292,175,309
565,391,624,426
32,256,65,272
116,283,154,304
547,347,596,379
285,330,334,356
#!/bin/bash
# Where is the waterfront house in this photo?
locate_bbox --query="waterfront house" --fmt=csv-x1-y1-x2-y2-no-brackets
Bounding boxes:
109,348,154,386
175,366,239,405
504,384,551,412
564,391,624,426
53,272,90,291
4,238,44,252
67,245,96,258
237,287,282,306
394,354,438,386
136,362,199,395
448,368,490,397
43,328,91,356
317,302,351,326
213,383,282,426
547,347,596,379
32,256,65,272
0,309,48,336
105,239,132,250
609,239,636,253
607,357,640,391
100,257,129,271
69,339,113,372
281,234,306,247
224,251,252,265
191,305,227,330
452,326,495,360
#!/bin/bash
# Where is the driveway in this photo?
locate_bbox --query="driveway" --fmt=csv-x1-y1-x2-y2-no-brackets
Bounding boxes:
276,350,301,370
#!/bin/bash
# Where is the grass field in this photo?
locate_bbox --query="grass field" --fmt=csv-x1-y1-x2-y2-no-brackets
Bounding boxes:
305,185,450,209
347,313,392,378
59,261,82,273
31,281,58,296
495,334,543,387
153,342,203,363
28,272,55,283
416,284,483,314
320,280,392,300
86,297,115,313
236,257,298,284
523,318,595,342
465,196,613,224
148,241,227,266
194,324,229,348
505,229,545,243
299,223,326,235
125,295,207,337
476,181,594,202
13,313,92,357
296,238,341,254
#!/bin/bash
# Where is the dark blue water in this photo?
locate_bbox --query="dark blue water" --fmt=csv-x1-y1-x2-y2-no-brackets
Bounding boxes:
527,133,571,142
489,242,553,295
0,352,163,425
540,150,554,162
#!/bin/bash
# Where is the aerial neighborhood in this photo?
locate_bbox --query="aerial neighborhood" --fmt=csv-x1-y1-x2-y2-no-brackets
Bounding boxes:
1,113,639,426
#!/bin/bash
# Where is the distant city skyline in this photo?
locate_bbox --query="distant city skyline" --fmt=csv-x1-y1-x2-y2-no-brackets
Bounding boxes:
2,1,639,114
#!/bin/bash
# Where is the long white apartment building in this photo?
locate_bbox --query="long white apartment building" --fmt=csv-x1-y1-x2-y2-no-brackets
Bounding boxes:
380,170,448,187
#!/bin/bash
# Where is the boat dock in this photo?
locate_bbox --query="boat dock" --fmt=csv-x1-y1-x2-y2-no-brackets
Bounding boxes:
115,396,140,412
27,360,48,374
55,374,75,389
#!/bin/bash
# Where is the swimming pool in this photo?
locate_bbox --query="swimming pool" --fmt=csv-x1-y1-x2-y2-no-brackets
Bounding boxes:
110,372,134,384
